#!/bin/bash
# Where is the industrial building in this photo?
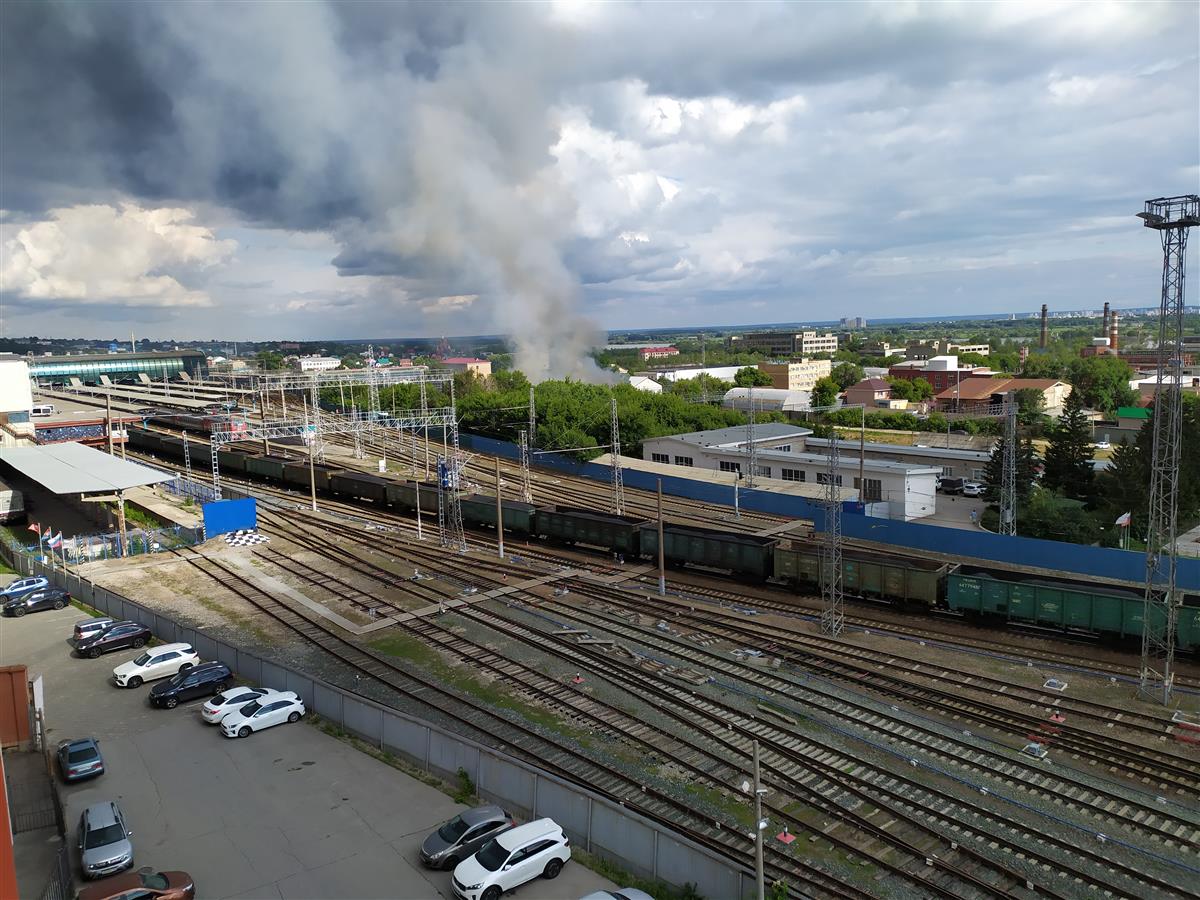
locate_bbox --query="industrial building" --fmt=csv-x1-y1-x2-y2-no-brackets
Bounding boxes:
803,436,992,483
294,356,341,372
641,423,939,520
25,351,206,385
0,356,34,447
758,358,831,391
934,377,1072,415
628,375,663,393
441,358,493,377
639,364,747,383
638,346,679,361
888,356,995,393
727,331,839,356
905,340,991,360
721,387,811,413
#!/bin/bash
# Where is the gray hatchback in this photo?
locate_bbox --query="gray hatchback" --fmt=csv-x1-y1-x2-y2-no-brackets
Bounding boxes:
420,805,515,870
79,800,133,879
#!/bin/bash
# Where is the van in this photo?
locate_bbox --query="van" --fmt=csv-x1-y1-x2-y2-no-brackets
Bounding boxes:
31,404,55,417
938,477,965,494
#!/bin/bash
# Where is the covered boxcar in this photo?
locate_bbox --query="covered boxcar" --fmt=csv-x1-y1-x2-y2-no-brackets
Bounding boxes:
459,495,537,536
330,471,390,503
773,540,948,608
244,454,290,482
535,506,645,555
639,522,777,579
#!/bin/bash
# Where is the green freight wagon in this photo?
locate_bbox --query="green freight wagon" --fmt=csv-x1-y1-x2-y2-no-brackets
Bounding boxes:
943,570,1187,643
156,436,186,460
639,523,777,579
329,471,390,503
459,494,537,535
128,429,163,454
773,541,948,608
535,506,645,555
218,447,252,475
1179,602,1200,653
384,480,441,515
282,460,339,493
244,454,290,481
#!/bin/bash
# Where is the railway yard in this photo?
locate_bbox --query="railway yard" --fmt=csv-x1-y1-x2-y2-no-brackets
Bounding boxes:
49,411,1200,900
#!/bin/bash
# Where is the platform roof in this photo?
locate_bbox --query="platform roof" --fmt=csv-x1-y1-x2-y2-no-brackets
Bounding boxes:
0,442,175,494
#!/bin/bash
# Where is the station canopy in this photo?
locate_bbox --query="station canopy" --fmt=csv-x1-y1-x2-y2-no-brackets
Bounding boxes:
0,442,175,494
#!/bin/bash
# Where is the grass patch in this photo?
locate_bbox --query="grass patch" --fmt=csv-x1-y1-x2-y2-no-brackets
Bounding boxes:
70,599,106,618
572,848,704,899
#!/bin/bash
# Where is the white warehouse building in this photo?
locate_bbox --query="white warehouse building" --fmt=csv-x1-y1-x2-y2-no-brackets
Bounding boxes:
722,387,811,413
641,423,939,521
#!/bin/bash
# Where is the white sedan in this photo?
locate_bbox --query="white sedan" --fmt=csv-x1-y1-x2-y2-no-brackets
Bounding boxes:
201,687,277,724
112,643,199,688
221,694,306,738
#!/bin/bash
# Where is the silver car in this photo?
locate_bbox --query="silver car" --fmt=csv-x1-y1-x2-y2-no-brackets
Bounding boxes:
421,805,515,869
79,801,133,879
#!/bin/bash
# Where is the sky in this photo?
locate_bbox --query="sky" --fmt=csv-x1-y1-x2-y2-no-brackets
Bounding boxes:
0,1,1197,375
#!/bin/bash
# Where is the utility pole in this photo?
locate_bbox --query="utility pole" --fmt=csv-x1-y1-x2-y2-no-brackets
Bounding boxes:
495,457,505,560
657,478,666,596
528,385,537,449
820,432,844,636
1137,194,1199,704
611,396,625,516
752,740,765,900
303,397,317,512
745,384,756,488
105,393,114,456
259,387,270,456
420,376,430,479
182,432,193,492
1000,399,1017,535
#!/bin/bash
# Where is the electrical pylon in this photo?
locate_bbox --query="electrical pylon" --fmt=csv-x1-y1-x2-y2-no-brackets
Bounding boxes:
820,432,844,636
611,397,625,515
999,399,1017,536
1137,194,1199,705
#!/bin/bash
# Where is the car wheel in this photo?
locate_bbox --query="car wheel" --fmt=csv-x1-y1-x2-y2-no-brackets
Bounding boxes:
543,859,563,879
214,682,228,694
238,726,251,738
131,638,145,649
179,663,193,672
287,711,301,723
12,607,25,617
165,697,178,709
52,600,64,610
87,647,101,659
481,887,501,900
127,676,143,688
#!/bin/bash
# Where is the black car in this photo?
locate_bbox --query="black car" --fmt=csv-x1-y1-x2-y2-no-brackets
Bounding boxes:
57,737,104,782
148,662,232,708
75,621,152,658
3,586,70,617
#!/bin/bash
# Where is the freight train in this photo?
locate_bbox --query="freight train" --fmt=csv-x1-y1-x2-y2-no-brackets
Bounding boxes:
129,426,1200,651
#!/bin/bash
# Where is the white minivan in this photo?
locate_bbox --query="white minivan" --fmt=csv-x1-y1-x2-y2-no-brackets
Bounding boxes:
451,818,570,900
31,404,55,417
112,643,199,688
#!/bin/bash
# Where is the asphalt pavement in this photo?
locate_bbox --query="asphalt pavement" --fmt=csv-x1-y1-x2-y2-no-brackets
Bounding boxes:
2,604,618,899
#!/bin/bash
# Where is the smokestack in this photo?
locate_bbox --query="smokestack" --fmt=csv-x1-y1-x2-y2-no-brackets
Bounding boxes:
1040,304,1048,349
1102,301,1110,335
1109,311,1119,353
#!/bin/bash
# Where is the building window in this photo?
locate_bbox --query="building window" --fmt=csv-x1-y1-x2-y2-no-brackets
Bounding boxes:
774,444,792,453
755,465,771,478
719,460,742,473
674,456,693,466
971,468,986,481
651,453,670,464
816,472,843,486
781,468,805,482
853,477,883,502
941,466,954,477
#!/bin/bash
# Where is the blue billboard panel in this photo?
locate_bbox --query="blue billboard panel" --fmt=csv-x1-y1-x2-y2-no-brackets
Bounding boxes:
203,498,257,537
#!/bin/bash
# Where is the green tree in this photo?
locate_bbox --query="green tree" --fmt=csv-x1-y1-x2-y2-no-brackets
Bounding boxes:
1020,352,1067,380
1042,390,1094,501
983,436,1038,502
811,377,839,409
340,354,365,369
1019,490,1102,544
733,366,773,387
1066,356,1136,413
255,350,285,370
1013,387,1047,426
831,362,865,391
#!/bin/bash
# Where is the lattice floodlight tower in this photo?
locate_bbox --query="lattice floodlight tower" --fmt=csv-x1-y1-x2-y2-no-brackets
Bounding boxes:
1137,194,1200,705
820,432,844,637
999,399,1018,536
610,396,625,515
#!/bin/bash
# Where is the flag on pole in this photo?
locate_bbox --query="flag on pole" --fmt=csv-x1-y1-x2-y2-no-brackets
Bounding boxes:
26,522,40,534
42,527,52,540
47,532,63,549
1115,512,1132,527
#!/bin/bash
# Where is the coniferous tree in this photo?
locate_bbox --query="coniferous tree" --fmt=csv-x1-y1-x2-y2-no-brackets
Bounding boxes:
1042,390,1094,501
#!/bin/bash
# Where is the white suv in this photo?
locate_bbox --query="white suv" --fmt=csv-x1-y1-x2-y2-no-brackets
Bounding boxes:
112,643,199,688
451,818,570,900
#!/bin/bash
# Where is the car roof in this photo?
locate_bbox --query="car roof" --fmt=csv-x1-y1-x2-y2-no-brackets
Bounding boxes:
495,818,560,849
148,642,192,654
461,805,507,826
83,801,120,828
61,737,98,751
187,662,229,674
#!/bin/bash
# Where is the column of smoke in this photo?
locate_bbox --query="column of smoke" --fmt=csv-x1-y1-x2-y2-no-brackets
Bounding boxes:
393,43,610,384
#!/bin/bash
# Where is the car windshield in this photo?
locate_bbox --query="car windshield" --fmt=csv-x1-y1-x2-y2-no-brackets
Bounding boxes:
67,747,98,763
139,873,169,890
132,653,151,666
437,816,469,843
474,839,509,872
166,673,187,687
84,823,124,849
239,701,263,717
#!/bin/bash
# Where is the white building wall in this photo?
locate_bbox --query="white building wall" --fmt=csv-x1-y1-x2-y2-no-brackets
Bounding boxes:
297,356,342,372
0,358,33,416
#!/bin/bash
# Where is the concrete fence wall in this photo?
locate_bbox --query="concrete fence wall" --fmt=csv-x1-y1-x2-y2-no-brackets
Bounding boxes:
2,545,754,898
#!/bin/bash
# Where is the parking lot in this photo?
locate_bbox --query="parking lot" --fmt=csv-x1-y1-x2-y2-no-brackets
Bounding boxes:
2,604,617,899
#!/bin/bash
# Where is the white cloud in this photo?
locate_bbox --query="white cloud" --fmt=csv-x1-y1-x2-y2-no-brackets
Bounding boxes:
1,202,234,307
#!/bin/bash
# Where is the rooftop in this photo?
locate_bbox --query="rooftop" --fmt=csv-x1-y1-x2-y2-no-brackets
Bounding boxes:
0,442,176,494
25,350,204,365
848,377,891,391
935,377,1064,401
805,436,991,461
658,423,811,448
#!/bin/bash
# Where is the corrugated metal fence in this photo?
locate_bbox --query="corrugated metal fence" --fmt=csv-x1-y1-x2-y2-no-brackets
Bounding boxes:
0,544,754,898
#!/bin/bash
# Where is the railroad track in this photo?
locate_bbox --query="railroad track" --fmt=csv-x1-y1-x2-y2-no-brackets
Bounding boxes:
246,518,1200,900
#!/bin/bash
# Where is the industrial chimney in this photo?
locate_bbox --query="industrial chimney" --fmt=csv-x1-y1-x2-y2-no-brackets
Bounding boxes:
1040,304,1048,349
1102,301,1110,334
1109,311,1119,353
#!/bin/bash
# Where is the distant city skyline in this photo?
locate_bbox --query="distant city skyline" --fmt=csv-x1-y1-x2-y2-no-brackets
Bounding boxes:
1,2,1197,362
